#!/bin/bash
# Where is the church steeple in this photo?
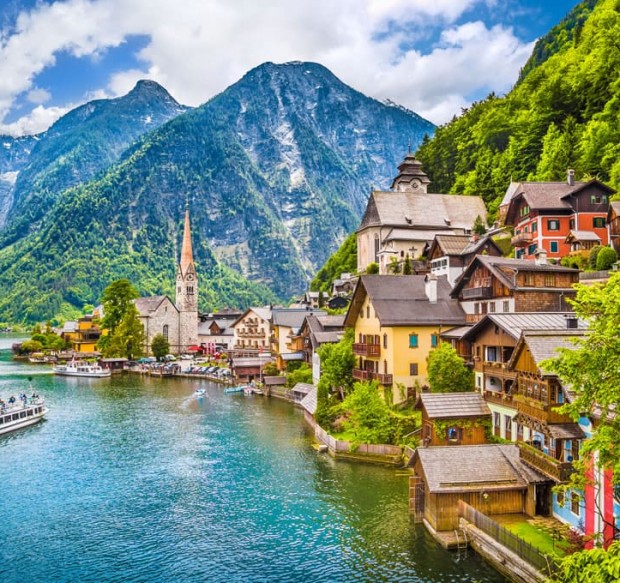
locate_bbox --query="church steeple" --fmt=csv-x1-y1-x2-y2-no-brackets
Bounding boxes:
390,152,431,193
176,202,198,351
180,205,194,276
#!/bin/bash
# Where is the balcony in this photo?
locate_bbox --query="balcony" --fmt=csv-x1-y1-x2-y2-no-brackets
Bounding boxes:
511,232,534,247
352,343,381,357
372,372,393,385
514,396,570,424
352,368,371,381
483,362,516,379
483,390,514,406
517,442,574,483
462,286,493,300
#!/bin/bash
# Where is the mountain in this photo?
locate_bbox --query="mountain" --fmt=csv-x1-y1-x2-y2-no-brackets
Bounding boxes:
0,61,434,323
415,0,612,217
0,80,189,242
0,135,38,223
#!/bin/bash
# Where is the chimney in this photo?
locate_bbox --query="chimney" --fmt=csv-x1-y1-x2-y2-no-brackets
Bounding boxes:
425,273,437,304
565,314,579,329
535,249,548,265
567,169,575,186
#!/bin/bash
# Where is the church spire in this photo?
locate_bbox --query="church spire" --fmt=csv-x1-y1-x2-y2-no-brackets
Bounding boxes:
180,204,194,275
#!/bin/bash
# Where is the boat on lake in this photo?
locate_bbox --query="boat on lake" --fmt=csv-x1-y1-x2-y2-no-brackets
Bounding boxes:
224,385,247,394
53,361,111,378
0,395,48,435
194,388,206,397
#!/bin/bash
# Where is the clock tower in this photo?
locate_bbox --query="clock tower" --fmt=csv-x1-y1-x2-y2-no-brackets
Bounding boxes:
176,204,198,351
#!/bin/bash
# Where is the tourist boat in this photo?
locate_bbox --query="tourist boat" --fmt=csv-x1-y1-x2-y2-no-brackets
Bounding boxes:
0,395,48,435
53,360,111,378
194,388,206,397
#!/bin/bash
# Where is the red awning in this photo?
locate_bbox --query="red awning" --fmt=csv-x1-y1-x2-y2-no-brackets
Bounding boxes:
187,345,201,352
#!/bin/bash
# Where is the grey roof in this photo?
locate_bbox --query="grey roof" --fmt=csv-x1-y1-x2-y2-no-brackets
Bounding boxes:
197,320,233,336
291,382,314,395
419,392,490,419
300,385,318,415
263,375,286,386
281,351,305,361
304,314,346,347
432,234,475,255
439,325,473,339
359,190,487,231
462,313,587,342
566,230,601,242
346,275,466,327
272,308,326,328
547,424,586,440
416,444,547,493
62,321,78,333
517,330,586,369
135,295,171,314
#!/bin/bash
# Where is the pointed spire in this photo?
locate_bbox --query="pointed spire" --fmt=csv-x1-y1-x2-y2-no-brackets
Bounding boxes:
180,205,194,274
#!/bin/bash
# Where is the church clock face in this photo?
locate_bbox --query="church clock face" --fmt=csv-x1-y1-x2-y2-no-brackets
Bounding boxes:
187,273,194,281
411,178,420,189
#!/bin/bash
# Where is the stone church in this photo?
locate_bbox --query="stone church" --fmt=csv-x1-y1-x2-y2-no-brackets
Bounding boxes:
135,207,199,355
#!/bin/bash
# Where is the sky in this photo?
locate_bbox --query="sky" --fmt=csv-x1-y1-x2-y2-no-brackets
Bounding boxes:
0,0,581,136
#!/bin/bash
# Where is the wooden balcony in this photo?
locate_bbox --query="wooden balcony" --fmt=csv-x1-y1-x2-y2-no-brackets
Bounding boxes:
483,390,514,407
352,343,380,357
372,372,393,385
517,442,574,483
462,286,493,300
514,397,571,424
352,368,371,381
511,232,534,247
483,362,517,379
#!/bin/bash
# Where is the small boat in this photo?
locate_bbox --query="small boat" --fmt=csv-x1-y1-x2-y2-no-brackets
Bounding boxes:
0,395,48,435
194,388,206,397
53,360,111,378
224,385,247,394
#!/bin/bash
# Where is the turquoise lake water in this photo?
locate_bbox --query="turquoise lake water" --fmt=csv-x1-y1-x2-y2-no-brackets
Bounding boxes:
0,339,506,582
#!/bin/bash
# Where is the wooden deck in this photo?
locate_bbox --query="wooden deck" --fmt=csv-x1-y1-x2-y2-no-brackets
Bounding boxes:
422,519,466,550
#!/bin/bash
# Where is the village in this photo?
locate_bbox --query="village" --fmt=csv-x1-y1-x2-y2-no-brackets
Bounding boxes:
17,152,620,582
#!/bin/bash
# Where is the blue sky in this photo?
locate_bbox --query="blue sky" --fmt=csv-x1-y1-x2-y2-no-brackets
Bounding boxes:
0,0,580,135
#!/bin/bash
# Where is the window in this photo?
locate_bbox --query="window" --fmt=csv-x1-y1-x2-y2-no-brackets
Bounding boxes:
591,194,602,204
532,221,538,232
527,244,537,255
366,306,370,319
503,301,510,313
187,286,194,294
593,217,605,228
569,219,575,230
489,302,496,313
409,334,418,348
447,427,460,441
545,274,556,287
374,234,380,263
163,325,169,340
524,273,535,286
431,334,438,348
571,492,581,516
520,205,530,217
493,412,500,429
547,219,560,231
383,334,387,349
603,194,609,203
474,303,480,315
550,241,559,253
486,346,498,362
504,415,512,432
409,363,419,376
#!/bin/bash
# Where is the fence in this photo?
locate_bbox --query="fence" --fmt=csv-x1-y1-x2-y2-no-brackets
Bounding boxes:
458,500,559,576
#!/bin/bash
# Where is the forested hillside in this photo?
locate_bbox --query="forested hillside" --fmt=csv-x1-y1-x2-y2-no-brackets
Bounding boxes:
416,0,617,219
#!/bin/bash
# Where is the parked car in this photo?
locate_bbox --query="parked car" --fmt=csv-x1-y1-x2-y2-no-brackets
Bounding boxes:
180,354,194,360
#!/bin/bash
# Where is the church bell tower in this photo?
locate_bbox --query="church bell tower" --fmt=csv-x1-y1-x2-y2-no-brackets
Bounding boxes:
176,204,198,351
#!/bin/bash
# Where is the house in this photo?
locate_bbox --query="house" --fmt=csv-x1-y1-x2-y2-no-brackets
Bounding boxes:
427,234,503,285
332,273,358,297
344,274,466,403
197,310,241,352
356,153,487,274
416,392,490,447
295,314,345,384
231,307,272,353
271,308,326,371
60,314,102,353
411,444,547,532
450,254,579,323
607,200,620,255
230,354,273,383
502,171,613,260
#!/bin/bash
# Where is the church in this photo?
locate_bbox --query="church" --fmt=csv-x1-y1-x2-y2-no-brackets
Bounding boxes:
135,206,199,355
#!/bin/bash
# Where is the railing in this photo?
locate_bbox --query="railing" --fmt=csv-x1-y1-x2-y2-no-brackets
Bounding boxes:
352,343,381,357
462,286,493,300
511,232,534,247
483,390,513,406
458,501,559,576
352,369,371,381
514,398,571,424
372,372,393,385
482,362,516,379
517,442,574,483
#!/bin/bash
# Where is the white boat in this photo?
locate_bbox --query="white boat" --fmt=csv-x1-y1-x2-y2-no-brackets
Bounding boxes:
0,395,48,435
194,388,206,397
53,360,111,378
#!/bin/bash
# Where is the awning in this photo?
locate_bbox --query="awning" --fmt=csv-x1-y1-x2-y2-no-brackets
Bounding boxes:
187,345,202,352
547,423,586,440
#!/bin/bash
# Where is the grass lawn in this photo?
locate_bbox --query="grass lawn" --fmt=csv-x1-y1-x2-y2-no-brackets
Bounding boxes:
501,520,568,558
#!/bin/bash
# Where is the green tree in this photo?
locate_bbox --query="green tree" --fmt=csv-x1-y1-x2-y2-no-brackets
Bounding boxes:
365,262,379,275
427,342,474,393
542,273,620,490
472,214,486,236
402,254,412,275
341,381,394,445
104,304,145,359
261,361,279,377
596,246,618,270
286,362,313,388
19,339,43,354
98,279,140,353
316,328,355,400
151,333,170,361
588,245,603,269
553,540,620,582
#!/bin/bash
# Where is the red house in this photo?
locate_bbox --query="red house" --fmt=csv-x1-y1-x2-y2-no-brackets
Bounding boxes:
502,170,614,261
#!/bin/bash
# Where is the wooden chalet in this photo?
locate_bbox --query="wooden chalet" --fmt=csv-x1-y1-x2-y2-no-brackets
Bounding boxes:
608,200,620,255
411,444,547,531
295,314,345,383
416,392,490,447
450,255,579,323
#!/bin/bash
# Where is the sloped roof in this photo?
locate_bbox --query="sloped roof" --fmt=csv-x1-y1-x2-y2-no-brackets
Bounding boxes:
512,330,586,370
231,306,272,328
62,321,78,333
439,325,473,339
431,234,473,255
135,295,173,314
565,230,601,243
451,255,579,296
291,382,314,395
462,313,587,342
383,227,454,243
346,275,466,327
416,444,547,493
358,190,487,231
419,392,490,419
547,424,586,440
272,308,326,328
300,385,318,415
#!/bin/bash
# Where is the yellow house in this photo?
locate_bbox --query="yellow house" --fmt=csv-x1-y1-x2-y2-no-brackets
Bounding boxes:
344,274,466,404
61,314,102,353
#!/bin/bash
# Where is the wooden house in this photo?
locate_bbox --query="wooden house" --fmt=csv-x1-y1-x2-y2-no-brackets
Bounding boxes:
450,255,579,323
417,392,490,447
296,314,345,384
271,308,326,371
344,274,466,404
502,171,613,260
607,201,620,255
411,444,547,531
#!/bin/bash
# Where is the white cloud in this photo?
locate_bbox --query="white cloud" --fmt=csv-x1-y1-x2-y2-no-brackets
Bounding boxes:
27,87,51,104
0,104,72,136
0,0,537,134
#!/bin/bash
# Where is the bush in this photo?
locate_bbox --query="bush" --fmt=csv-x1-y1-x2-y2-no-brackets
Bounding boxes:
365,262,379,274
588,245,603,269
596,246,618,271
